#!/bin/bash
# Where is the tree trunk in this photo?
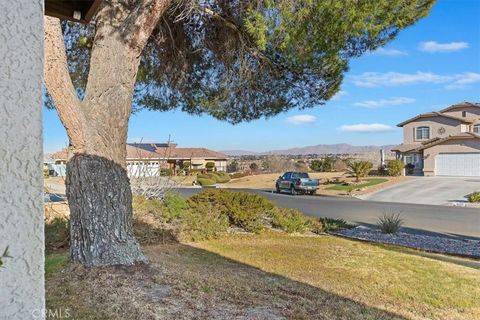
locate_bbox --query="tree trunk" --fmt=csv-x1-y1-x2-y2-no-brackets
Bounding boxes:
44,0,171,267
67,154,146,266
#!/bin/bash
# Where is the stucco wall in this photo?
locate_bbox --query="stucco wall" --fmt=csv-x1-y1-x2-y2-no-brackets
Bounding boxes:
442,106,480,121
403,116,462,144
423,139,480,175
0,0,45,318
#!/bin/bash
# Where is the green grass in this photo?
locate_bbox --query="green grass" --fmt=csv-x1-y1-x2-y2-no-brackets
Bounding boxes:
326,178,388,191
45,253,68,277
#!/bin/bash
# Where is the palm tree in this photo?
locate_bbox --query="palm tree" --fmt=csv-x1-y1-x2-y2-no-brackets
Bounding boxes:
347,160,373,182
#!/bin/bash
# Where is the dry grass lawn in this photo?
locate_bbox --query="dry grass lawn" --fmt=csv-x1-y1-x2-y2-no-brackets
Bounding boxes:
222,172,408,196
223,172,343,189
46,233,479,320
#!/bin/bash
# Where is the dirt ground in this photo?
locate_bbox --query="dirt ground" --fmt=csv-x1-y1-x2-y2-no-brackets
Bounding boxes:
222,172,409,196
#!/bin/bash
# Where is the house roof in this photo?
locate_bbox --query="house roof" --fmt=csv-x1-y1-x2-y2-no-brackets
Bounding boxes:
439,102,480,113
392,133,479,153
51,143,227,161
45,0,102,23
397,111,476,127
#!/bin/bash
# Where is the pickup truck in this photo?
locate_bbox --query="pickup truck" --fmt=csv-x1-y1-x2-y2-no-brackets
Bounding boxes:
275,172,320,195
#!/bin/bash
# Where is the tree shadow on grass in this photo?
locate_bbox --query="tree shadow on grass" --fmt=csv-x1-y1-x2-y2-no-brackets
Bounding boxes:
46,242,406,320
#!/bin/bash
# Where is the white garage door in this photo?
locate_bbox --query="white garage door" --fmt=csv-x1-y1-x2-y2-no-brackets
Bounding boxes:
436,153,480,177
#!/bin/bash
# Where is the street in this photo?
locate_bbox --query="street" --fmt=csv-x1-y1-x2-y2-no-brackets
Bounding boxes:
178,188,480,239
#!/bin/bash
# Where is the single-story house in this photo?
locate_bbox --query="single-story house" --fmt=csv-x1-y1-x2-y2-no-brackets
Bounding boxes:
50,143,228,177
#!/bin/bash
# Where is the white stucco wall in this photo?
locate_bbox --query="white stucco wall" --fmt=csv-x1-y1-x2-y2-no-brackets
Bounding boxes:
0,0,45,318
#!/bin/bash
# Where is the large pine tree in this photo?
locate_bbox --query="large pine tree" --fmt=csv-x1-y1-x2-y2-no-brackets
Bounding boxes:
44,0,435,266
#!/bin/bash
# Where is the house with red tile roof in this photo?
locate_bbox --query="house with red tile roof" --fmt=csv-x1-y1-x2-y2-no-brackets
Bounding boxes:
50,143,228,176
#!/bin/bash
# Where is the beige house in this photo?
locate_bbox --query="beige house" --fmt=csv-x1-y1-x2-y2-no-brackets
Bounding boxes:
51,143,228,176
392,102,480,176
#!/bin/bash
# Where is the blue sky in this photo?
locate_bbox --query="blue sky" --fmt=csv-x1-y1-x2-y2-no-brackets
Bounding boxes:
43,0,480,153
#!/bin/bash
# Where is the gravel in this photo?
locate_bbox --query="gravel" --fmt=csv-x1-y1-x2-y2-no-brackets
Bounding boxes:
334,226,480,258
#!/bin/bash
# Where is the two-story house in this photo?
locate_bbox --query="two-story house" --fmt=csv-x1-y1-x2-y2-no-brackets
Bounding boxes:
392,102,480,177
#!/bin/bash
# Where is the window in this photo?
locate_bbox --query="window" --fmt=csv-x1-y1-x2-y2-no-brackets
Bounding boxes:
474,124,480,134
462,111,467,117
415,126,430,140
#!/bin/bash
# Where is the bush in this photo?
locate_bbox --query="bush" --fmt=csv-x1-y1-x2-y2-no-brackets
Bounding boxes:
45,217,69,252
163,192,188,221
307,218,324,234
212,172,231,183
198,172,230,184
178,204,229,241
205,161,216,172
387,160,405,176
269,208,309,233
468,192,480,203
347,160,373,181
188,190,275,233
160,168,173,176
227,160,239,173
319,217,355,232
197,178,216,186
377,212,403,234
310,157,335,172
230,172,249,179
249,162,259,172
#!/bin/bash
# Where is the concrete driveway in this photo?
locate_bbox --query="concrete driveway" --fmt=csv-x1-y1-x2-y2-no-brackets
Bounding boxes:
360,176,480,206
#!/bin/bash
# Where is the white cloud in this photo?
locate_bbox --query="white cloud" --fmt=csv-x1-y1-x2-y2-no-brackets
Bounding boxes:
354,97,415,108
350,71,480,89
445,72,480,89
370,48,408,56
286,114,317,125
338,123,395,133
419,41,469,53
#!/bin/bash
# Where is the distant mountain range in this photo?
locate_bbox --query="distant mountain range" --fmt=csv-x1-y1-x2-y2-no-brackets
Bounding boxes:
221,143,395,156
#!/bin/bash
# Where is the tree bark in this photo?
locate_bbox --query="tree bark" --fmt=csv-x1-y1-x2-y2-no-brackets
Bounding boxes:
67,154,145,266
44,0,171,267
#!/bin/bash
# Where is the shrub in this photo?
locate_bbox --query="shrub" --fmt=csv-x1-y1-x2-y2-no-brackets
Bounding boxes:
347,160,373,181
249,162,259,172
205,161,216,172
230,172,248,179
319,217,355,232
310,157,335,172
198,172,230,184
178,204,229,241
163,192,188,221
377,212,403,234
387,160,405,176
188,190,275,233
211,172,231,183
468,192,480,203
160,168,173,176
227,160,239,173
197,178,216,186
269,208,309,233
307,218,325,234
45,217,69,252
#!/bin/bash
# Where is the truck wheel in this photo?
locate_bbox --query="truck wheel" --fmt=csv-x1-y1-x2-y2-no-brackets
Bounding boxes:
290,185,297,196
309,190,316,195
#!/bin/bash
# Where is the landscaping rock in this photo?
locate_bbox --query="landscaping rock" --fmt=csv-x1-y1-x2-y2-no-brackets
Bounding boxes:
334,226,480,258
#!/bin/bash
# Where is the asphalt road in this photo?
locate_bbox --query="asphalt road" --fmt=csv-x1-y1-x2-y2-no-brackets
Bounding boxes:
178,188,480,239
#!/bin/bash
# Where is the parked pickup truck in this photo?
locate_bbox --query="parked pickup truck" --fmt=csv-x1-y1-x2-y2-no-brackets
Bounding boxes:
275,172,320,195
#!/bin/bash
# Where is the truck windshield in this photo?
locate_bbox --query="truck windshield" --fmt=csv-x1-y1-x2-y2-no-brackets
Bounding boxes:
292,172,309,179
